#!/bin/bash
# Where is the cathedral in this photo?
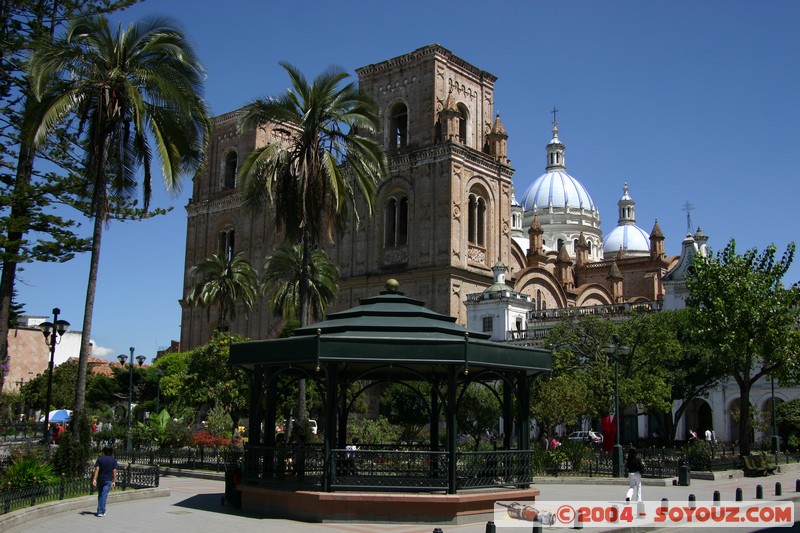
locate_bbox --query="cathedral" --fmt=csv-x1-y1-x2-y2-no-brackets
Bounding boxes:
180,43,799,446
180,43,676,350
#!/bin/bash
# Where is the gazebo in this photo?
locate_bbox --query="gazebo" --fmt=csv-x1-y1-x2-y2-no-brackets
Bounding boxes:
229,280,551,523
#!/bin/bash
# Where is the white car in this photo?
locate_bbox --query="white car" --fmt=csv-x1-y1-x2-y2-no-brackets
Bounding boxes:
568,431,602,444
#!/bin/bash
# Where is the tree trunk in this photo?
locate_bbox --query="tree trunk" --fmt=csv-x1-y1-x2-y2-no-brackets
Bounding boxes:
0,142,36,399
73,192,106,435
738,379,753,456
295,232,311,422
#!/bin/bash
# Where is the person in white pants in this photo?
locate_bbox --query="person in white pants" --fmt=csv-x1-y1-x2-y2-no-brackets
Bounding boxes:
625,448,644,502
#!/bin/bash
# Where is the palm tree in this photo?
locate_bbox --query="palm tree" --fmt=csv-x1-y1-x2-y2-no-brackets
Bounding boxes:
27,15,210,425
239,63,385,424
238,62,387,329
186,252,260,332
262,243,339,323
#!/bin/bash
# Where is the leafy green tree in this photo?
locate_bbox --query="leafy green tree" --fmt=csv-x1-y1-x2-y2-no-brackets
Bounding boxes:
686,240,800,456
27,14,211,429
262,243,339,322
174,332,250,432
380,382,430,443
186,252,259,332
530,374,591,439
0,0,136,399
457,382,501,451
21,358,81,412
543,313,679,436
658,309,726,440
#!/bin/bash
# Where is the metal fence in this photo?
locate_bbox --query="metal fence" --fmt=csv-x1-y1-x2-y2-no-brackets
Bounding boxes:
241,446,535,492
0,464,159,515
115,447,234,472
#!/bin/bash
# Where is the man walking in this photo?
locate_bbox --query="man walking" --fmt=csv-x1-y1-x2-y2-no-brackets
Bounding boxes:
92,446,119,517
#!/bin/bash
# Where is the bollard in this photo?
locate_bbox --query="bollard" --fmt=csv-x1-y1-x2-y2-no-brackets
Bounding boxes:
688,494,696,508
736,487,743,501
713,490,721,506
637,501,646,518
532,520,542,532
574,511,583,529
433,529,444,533
776,482,782,496
756,484,763,499
485,521,496,533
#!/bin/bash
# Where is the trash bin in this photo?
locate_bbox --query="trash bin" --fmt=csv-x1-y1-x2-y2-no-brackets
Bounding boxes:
678,462,691,486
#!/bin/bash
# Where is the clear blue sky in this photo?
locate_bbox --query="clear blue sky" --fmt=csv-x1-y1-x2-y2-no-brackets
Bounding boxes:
15,0,800,361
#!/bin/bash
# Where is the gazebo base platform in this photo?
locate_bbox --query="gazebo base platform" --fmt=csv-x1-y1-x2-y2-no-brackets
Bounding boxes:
238,485,540,524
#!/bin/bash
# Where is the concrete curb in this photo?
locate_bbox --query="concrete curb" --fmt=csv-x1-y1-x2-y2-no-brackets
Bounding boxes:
0,487,170,531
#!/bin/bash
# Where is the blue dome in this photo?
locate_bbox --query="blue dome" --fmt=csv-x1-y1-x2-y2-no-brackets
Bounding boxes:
602,224,651,256
518,170,597,212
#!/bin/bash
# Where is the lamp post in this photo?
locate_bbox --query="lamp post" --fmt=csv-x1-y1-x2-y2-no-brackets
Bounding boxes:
771,374,780,460
118,348,146,453
605,334,630,478
38,308,70,443
156,368,164,414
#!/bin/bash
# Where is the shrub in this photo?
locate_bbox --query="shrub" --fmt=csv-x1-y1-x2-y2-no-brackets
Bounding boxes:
190,430,231,448
685,441,712,471
1,453,57,490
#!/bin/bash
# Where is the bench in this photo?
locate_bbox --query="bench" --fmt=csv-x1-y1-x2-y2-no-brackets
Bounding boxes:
742,455,776,477
756,454,777,475
742,455,768,477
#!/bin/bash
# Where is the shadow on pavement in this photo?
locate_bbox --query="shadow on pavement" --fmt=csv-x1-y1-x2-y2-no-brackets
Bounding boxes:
172,493,264,519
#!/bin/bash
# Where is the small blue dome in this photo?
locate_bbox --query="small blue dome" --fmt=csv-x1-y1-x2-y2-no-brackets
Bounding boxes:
518,170,597,212
602,224,650,256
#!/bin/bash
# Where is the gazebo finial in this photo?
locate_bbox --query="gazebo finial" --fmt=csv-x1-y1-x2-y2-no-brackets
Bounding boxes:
385,279,401,293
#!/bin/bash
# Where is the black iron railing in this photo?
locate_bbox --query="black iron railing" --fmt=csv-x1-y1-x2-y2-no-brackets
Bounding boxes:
0,464,159,515
241,446,535,492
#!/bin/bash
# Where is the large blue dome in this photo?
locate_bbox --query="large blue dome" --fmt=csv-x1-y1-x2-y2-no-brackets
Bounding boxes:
518,170,597,212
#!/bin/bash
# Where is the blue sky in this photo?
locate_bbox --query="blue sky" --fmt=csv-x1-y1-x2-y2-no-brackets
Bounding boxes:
15,0,800,361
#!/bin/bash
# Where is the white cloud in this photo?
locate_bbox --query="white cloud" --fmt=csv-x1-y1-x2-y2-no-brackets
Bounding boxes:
91,343,115,358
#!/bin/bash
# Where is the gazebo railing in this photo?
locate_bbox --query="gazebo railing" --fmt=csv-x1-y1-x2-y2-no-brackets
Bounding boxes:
332,448,448,491
457,450,534,489
242,446,534,492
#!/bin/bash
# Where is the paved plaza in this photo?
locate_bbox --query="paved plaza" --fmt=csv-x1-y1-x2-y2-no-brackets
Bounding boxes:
4,466,800,532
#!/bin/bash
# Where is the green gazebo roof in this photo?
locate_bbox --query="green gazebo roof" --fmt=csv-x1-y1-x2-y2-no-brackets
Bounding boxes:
230,282,551,376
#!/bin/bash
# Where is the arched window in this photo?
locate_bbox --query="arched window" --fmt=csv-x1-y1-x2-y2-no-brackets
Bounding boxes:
574,239,579,254
467,192,486,247
218,228,235,260
384,195,409,247
388,103,408,151
457,103,468,144
587,241,592,255
223,151,237,189
557,238,564,251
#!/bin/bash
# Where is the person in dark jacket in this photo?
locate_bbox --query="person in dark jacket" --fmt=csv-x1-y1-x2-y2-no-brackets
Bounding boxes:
625,448,645,503
92,446,119,517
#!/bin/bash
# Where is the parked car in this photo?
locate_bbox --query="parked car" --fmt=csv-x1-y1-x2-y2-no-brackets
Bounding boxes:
568,430,603,444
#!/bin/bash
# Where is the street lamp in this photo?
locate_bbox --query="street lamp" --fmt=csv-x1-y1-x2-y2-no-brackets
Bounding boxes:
38,308,70,443
156,368,164,414
770,374,780,460
118,348,146,453
605,334,630,478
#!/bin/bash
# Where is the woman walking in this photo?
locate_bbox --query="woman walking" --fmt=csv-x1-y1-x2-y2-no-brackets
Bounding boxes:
625,448,645,503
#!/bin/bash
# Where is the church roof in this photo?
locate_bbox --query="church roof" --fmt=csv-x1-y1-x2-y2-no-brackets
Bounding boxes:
518,120,597,213
518,170,597,212
603,224,651,256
